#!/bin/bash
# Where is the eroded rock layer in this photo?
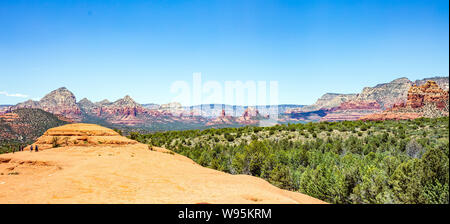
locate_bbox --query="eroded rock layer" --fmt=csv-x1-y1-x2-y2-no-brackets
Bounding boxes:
361,81,449,121
33,123,137,150
406,81,449,109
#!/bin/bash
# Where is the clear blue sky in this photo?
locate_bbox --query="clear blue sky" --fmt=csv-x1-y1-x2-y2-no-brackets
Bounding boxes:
1,0,448,105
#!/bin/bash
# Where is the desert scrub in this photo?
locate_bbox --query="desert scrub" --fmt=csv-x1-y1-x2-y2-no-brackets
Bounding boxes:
163,150,175,155
52,136,60,148
63,137,69,146
131,117,449,204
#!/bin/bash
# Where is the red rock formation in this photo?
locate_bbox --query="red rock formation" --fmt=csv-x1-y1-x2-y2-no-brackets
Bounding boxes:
320,100,383,121
361,81,449,121
235,108,267,125
91,96,149,126
221,109,226,117
360,112,422,121
206,109,236,126
330,100,382,111
242,108,260,119
406,81,449,109
12,87,83,122
0,112,19,122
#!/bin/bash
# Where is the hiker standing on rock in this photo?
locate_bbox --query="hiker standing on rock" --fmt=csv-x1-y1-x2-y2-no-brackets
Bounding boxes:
30,145,33,152
35,145,39,152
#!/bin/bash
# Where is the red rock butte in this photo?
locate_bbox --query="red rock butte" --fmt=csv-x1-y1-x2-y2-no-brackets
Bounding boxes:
406,80,449,109
0,123,325,204
360,80,449,121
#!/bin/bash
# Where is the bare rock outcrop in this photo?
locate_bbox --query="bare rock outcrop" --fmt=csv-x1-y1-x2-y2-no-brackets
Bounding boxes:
300,93,357,112
236,107,265,125
360,81,449,121
13,87,83,122
318,77,449,122
33,123,137,150
320,100,383,121
414,76,449,91
88,96,148,126
355,77,413,109
206,109,237,125
406,81,449,109
78,98,97,113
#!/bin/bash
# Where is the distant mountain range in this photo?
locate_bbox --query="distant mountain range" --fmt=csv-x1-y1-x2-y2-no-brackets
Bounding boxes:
183,104,304,118
5,87,280,131
283,76,449,122
0,105,12,113
1,76,448,137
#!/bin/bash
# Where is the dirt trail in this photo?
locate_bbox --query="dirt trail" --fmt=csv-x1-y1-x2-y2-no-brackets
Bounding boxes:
0,124,325,204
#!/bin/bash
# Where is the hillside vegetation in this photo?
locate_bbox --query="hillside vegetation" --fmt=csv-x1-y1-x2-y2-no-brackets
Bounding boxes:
132,117,449,204
0,108,68,154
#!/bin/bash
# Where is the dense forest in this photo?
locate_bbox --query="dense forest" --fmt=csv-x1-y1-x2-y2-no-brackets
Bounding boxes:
131,117,449,204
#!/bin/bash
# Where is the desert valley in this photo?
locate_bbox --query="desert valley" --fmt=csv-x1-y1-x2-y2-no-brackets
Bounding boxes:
0,76,448,204
1,76,448,143
1,0,449,207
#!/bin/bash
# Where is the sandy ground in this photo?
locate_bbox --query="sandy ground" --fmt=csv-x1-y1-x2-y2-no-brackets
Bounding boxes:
0,124,325,204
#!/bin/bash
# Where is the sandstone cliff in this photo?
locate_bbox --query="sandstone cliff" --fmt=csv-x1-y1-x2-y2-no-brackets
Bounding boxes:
355,77,413,109
317,77,449,122
319,100,383,121
414,76,449,91
406,81,449,109
360,80,449,121
300,93,357,112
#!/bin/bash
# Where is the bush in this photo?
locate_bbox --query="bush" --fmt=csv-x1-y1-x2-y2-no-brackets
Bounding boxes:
52,137,60,148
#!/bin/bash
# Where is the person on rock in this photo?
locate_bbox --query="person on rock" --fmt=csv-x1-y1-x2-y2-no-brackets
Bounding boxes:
30,145,33,152
35,145,39,152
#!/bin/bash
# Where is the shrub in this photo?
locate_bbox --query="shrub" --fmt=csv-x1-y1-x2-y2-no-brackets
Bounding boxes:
127,117,449,204
52,137,60,148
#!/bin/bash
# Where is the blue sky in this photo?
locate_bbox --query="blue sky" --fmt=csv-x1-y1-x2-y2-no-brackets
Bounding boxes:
0,0,448,105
